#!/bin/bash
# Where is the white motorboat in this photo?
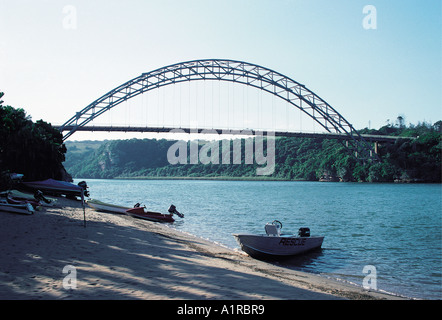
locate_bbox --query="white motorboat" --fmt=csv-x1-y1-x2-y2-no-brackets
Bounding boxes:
233,220,324,259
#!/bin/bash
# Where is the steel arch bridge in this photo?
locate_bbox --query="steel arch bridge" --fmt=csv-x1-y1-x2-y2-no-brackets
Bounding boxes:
59,59,378,161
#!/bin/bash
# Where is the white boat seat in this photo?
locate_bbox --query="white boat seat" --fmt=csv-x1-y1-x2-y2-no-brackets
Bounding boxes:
265,223,281,236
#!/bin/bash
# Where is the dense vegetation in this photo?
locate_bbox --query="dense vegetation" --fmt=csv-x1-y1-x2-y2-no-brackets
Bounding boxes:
0,92,70,189
65,120,441,183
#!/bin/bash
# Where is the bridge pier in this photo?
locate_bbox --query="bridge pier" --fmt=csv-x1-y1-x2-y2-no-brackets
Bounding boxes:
345,139,379,160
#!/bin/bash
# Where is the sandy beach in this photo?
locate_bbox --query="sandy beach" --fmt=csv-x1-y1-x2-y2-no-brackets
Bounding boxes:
0,197,405,300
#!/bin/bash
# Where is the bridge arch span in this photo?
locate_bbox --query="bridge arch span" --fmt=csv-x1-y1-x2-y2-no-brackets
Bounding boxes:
59,59,377,160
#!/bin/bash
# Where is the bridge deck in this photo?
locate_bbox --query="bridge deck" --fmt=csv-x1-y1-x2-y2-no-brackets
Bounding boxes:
56,125,413,143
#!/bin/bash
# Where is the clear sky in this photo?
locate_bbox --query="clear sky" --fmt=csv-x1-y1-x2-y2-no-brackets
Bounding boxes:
0,0,441,140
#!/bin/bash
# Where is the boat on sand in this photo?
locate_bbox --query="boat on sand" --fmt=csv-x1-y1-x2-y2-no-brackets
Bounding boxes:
86,199,130,214
7,189,56,206
233,220,324,259
126,207,175,222
87,199,184,223
0,200,34,215
22,179,88,198
126,204,184,223
0,191,42,210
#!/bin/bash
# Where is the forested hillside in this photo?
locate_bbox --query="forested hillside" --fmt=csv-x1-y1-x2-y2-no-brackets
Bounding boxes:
64,122,441,183
0,92,70,189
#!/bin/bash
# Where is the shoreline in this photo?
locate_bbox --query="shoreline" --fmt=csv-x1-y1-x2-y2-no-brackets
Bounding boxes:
95,176,441,184
113,176,300,181
0,197,407,300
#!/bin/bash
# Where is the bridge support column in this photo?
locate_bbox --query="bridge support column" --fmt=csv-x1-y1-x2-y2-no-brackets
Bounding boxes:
374,141,378,154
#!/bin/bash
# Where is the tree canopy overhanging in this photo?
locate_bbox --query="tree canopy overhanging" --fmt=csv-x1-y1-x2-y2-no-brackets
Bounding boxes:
0,92,71,189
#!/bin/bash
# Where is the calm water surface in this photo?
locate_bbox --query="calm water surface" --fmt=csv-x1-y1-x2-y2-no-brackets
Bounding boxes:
78,179,442,300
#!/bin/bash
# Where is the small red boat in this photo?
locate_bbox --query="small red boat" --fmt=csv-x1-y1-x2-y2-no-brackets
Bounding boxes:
126,207,175,223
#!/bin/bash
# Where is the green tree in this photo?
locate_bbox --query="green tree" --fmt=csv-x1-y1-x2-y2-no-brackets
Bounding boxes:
0,92,69,189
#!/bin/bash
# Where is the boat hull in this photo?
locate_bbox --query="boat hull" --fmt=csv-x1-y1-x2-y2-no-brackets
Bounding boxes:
7,190,57,207
233,234,324,259
23,179,83,197
86,199,129,214
126,207,175,223
0,202,34,215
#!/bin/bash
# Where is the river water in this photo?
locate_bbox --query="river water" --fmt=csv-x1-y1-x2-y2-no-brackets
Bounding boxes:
77,179,442,300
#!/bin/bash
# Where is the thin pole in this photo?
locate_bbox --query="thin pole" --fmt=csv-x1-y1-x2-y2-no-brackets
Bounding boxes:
81,192,86,228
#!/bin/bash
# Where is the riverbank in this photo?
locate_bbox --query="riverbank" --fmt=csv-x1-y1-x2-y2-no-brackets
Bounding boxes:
111,175,442,183
0,197,405,300
114,175,300,181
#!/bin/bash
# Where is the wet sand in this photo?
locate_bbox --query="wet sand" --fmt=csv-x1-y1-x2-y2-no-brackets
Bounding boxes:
0,197,405,300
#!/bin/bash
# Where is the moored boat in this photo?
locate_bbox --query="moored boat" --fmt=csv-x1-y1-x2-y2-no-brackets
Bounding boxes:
233,220,324,259
126,204,184,223
87,198,184,223
126,207,175,222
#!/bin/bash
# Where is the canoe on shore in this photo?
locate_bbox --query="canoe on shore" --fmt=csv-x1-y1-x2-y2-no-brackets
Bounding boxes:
86,199,130,214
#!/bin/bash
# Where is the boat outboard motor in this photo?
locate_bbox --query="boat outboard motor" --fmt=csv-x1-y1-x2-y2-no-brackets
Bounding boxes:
77,181,90,197
34,190,51,204
298,227,310,237
168,204,184,218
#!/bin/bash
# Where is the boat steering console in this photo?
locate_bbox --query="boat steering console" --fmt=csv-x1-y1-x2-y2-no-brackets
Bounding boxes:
271,220,282,229
265,220,311,237
265,220,283,236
